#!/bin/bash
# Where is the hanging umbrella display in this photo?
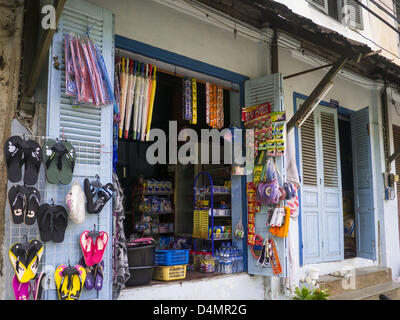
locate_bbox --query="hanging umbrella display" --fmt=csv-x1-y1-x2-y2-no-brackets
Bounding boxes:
118,57,129,139
124,60,137,139
145,66,157,141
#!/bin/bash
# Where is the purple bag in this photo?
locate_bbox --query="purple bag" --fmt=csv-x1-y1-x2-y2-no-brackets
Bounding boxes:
256,178,280,205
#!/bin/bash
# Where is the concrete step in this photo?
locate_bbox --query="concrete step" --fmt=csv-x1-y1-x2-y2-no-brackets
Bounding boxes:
317,266,392,296
329,281,400,300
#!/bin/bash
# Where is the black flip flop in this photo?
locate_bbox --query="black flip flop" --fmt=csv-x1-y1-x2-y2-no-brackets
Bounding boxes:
33,271,46,300
52,206,68,243
4,136,24,183
24,187,41,226
36,204,52,242
84,178,98,214
8,185,25,224
90,183,115,215
23,140,43,186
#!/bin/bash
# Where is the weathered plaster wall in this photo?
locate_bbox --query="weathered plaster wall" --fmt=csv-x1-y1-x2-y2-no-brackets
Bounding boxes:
0,0,24,299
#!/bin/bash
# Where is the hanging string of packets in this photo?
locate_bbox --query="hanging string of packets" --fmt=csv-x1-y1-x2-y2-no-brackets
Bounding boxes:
115,56,157,141
183,79,224,129
65,33,115,108
242,103,286,157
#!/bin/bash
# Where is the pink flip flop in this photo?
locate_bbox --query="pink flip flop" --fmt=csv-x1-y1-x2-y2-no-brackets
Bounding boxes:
80,231,95,266
12,275,31,300
92,231,108,265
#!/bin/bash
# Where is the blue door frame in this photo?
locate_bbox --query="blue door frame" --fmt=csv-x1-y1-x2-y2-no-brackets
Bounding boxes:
115,35,250,270
293,92,353,266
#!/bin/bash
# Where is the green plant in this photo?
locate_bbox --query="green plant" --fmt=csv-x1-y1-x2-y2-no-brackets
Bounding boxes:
293,286,329,300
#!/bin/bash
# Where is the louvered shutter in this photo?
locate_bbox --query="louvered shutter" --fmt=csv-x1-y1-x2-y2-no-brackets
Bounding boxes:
45,0,114,300
342,0,364,29
351,107,376,260
299,101,323,264
393,125,400,244
245,74,288,277
309,0,329,14
319,108,343,262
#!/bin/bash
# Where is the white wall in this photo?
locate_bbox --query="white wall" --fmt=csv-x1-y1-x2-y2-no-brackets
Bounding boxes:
89,0,269,79
119,274,266,300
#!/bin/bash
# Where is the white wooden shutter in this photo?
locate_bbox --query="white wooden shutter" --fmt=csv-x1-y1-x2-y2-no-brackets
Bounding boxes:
309,0,329,14
299,105,323,264
342,0,364,29
351,107,376,260
245,74,288,277
45,0,114,300
319,108,344,262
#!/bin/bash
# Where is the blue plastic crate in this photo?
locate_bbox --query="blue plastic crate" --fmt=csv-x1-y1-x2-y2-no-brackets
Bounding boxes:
154,249,189,266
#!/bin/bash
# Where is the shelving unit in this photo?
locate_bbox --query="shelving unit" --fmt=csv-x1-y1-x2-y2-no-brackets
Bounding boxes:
193,171,232,256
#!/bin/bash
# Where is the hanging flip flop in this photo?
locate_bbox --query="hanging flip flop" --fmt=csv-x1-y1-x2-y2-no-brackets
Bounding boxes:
69,265,86,300
59,140,76,185
92,231,108,265
32,271,46,300
52,206,69,243
55,264,69,300
8,185,25,225
37,204,53,242
42,139,61,184
24,186,41,226
26,239,44,281
90,183,115,215
9,242,31,283
84,178,98,214
4,136,24,183
80,231,95,267
12,275,31,300
23,139,43,186
94,260,104,291
79,257,95,290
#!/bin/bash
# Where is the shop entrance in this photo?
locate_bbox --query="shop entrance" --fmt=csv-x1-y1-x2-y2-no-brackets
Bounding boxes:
338,115,356,259
114,48,244,287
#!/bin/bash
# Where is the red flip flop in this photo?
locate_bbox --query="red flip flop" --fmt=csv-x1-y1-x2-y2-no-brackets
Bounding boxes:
80,231,95,266
92,231,108,265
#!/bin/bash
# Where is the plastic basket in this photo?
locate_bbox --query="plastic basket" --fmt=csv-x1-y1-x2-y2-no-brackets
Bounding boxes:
153,264,187,281
154,249,189,266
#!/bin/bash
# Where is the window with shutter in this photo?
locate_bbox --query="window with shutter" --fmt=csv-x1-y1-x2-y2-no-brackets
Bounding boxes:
44,0,114,300
309,0,330,14
321,112,339,188
300,112,318,187
342,0,364,30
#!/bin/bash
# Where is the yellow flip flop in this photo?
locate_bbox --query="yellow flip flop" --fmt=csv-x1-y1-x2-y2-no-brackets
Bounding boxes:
55,265,69,300
68,265,86,300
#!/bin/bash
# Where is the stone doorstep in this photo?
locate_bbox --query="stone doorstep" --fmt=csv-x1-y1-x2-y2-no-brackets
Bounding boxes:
329,281,400,300
317,266,392,297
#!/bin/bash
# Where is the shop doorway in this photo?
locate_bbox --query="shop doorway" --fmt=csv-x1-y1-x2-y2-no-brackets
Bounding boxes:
114,47,243,287
338,115,356,259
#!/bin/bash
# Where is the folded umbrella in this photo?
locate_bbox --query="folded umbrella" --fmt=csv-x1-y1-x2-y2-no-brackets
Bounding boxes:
146,66,157,141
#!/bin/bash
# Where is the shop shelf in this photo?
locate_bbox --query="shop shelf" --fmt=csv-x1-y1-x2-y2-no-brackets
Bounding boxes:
153,264,187,281
154,249,190,266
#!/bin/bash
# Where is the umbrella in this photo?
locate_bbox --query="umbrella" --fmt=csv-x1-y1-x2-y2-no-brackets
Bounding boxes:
136,63,146,141
132,63,142,140
118,57,129,139
124,61,138,139
140,64,152,141
146,66,157,141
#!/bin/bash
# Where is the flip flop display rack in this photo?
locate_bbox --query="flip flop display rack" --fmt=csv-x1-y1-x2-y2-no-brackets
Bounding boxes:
3,133,114,300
